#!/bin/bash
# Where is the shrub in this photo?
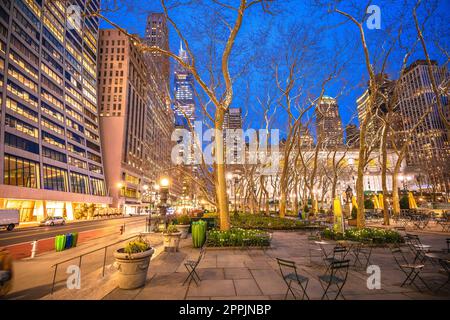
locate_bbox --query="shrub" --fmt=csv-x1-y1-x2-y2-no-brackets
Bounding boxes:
400,196,409,210
231,214,321,230
165,224,179,234
177,214,191,225
364,199,375,209
206,228,270,247
124,235,152,254
322,227,403,244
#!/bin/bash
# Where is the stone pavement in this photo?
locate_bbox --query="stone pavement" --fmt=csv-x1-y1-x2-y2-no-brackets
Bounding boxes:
103,231,450,300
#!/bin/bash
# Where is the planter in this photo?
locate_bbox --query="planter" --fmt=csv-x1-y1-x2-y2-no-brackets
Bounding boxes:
348,218,357,226
113,247,154,289
163,232,182,252
177,224,190,239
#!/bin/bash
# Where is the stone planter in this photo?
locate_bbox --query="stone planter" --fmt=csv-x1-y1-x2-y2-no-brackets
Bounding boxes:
177,224,190,239
113,247,154,289
163,232,182,252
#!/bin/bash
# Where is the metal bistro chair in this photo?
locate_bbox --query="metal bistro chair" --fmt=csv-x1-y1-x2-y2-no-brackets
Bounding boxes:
183,246,206,286
390,245,429,291
276,258,310,300
352,239,373,269
323,245,349,268
436,259,450,292
318,259,350,300
446,238,450,254
404,234,431,264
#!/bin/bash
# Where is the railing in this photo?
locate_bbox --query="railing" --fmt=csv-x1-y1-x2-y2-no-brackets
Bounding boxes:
50,218,149,294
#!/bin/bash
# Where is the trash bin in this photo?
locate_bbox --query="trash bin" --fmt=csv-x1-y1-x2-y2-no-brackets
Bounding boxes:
55,235,66,252
65,233,73,249
191,220,207,248
72,232,78,248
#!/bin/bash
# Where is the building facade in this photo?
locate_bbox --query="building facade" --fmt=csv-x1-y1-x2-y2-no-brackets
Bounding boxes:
173,42,195,125
315,96,344,147
98,29,153,214
345,124,360,147
397,60,450,192
0,0,111,222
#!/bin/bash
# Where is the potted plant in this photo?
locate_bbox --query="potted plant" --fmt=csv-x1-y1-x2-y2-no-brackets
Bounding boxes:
163,224,182,252
348,206,358,226
176,214,191,239
113,235,154,289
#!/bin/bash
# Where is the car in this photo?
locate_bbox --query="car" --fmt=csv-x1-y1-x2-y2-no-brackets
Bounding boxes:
39,216,66,226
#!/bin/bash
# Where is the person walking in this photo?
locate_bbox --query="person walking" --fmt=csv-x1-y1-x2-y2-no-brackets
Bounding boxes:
0,247,13,297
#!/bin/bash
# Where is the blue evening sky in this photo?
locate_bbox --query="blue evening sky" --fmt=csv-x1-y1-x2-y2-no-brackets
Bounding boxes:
100,0,449,139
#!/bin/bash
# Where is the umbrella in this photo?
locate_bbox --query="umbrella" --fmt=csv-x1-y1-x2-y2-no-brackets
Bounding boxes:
313,199,319,214
333,197,343,233
408,192,417,209
372,194,380,209
378,193,384,210
351,196,358,209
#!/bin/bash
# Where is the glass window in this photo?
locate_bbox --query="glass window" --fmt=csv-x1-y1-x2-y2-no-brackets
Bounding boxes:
3,154,40,188
43,164,68,192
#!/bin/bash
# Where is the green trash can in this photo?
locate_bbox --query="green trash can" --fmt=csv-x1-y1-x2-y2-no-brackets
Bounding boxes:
72,232,78,248
55,234,66,252
191,220,207,248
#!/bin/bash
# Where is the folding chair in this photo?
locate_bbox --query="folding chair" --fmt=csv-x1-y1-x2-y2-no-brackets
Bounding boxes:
390,245,429,291
276,258,309,300
324,246,349,267
404,234,431,264
352,239,373,269
446,238,450,253
318,259,350,300
307,237,324,265
436,259,450,292
183,246,206,286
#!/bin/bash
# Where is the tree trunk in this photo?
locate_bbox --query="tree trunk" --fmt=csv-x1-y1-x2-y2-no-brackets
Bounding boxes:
380,122,390,225
215,109,230,230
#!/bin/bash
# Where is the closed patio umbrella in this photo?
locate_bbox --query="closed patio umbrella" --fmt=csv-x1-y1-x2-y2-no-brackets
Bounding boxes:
378,193,384,210
333,197,343,233
313,199,319,214
372,194,380,209
408,192,418,209
351,196,358,209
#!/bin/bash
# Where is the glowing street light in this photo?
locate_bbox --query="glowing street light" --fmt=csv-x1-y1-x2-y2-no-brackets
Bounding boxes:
160,177,170,188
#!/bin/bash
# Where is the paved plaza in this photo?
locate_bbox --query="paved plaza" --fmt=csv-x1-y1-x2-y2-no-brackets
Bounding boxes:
103,231,450,300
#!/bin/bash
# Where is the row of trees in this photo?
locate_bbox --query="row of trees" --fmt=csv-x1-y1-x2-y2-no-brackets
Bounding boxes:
91,0,448,230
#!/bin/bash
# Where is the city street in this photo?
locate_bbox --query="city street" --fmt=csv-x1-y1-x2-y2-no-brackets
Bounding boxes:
0,216,146,247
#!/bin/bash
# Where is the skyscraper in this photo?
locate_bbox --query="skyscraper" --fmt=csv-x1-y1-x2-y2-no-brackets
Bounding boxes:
0,0,110,222
315,96,344,147
98,29,159,213
397,60,450,191
144,13,170,94
223,107,243,164
174,43,195,125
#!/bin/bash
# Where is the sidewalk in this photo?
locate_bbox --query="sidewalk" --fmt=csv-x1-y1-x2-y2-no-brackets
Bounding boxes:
5,226,162,300
103,231,450,300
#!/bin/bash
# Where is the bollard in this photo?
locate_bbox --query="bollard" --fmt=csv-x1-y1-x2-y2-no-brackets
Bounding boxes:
120,225,124,235
31,240,38,258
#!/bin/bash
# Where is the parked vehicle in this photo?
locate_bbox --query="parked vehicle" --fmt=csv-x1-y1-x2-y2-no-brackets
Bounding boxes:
0,209,20,231
39,216,66,226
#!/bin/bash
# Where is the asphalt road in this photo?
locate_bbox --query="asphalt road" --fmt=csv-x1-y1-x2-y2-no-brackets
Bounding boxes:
0,215,147,247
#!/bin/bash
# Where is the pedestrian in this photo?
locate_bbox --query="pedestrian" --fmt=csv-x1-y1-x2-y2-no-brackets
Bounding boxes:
0,246,13,297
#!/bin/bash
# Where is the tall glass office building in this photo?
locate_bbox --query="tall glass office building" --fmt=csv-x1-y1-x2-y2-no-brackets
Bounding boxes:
0,0,111,222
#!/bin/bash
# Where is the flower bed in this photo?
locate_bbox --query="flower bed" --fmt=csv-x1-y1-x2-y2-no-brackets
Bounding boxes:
322,227,404,244
231,214,321,230
206,228,271,247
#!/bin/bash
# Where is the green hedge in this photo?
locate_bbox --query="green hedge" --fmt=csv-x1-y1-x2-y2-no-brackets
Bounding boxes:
206,228,270,247
322,227,404,244
231,214,319,230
